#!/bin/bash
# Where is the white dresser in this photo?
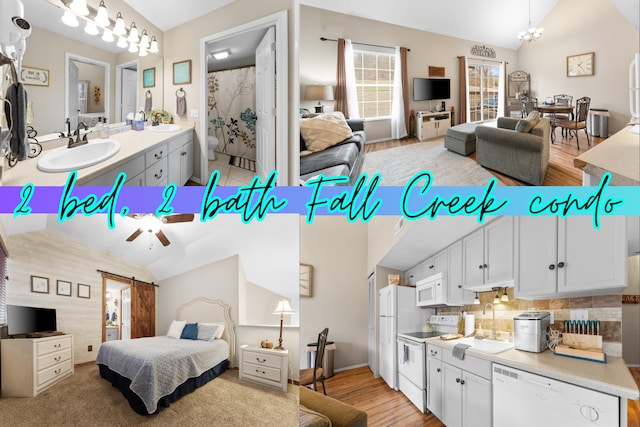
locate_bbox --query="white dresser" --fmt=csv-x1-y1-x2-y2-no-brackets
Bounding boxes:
1,334,74,397
239,345,288,392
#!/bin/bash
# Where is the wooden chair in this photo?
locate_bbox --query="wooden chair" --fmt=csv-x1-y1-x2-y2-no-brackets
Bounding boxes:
300,328,329,394
520,97,538,117
552,94,573,137
554,96,591,149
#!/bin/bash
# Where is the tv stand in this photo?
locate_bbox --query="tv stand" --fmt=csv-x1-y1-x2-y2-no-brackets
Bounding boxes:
416,110,451,141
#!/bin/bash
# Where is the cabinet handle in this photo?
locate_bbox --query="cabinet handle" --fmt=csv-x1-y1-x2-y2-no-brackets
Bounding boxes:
484,264,488,268
54,356,61,361
429,265,434,269
460,379,466,385
155,151,163,159
436,368,441,373
255,369,266,375
155,169,163,179
478,265,483,270
256,357,266,363
181,151,186,156
54,369,61,375
548,264,555,270
458,285,462,288
436,282,440,286
430,349,438,356
54,344,61,348
456,378,461,383
558,262,565,268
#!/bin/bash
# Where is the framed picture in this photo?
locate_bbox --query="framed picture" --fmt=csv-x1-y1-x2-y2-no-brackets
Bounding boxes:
77,283,91,299
57,280,72,297
21,66,50,86
173,59,192,85
31,275,49,293
300,263,313,297
429,66,445,78
143,67,156,88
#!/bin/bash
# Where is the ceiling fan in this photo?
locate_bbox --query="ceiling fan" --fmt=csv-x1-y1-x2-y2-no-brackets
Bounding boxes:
125,213,194,247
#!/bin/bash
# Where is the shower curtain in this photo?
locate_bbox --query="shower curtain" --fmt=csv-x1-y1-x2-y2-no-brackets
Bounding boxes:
207,66,257,161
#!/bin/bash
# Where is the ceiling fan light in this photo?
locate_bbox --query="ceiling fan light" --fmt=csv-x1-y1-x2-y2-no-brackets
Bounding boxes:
139,215,162,234
101,29,114,43
84,21,99,36
113,12,126,35
94,0,110,27
149,37,159,53
61,11,79,27
127,22,139,43
70,0,89,16
117,36,128,48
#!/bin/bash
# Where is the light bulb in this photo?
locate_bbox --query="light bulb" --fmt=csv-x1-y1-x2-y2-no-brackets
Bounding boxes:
101,30,114,43
113,12,126,35
127,22,139,43
94,0,110,27
139,30,149,49
128,42,138,53
70,0,89,16
61,11,79,27
149,37,159,53
117,36,128,48
84,21,99,36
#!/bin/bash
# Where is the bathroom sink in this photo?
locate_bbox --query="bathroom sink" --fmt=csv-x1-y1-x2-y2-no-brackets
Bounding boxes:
37,139,120,172
455,337,514,355
147,124,181,132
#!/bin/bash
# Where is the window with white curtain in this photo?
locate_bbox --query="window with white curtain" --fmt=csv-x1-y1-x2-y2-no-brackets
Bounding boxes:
0,244,6,324
352,49,395,119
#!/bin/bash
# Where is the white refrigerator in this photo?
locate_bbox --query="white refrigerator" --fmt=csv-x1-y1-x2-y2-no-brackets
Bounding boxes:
379,285,430,390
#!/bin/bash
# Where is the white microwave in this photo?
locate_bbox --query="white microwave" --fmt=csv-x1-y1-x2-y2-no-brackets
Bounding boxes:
416,273,446,306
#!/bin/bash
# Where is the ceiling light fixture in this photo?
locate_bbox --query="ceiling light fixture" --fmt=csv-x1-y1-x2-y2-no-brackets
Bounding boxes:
212,49,231,60
517,0,543,42
113,12,126,35
61,10,79,27
94,0,110,27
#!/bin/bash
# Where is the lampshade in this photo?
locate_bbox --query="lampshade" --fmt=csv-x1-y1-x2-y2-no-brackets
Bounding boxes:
128,41,138,53
94,0,110,27
273,299,295,315
101,30,114,43
117,36,128,49
70,0,89,16
139,47,148,57
84,21,99,36
473,292,480,305
500,288,509,303
127,22,139,43
140,30,150,49
113,12,126,35
149,36,159,53
61,11,79,27
304,85,334,101
493,291,500,304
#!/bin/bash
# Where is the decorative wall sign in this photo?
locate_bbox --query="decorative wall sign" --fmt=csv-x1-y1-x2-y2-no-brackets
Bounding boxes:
77,283,91,299
429,66,445,77
173,59,192,85
299,263,313,297
21,66,49,86
31,275,49,293
622,295,640,304
470,44,497,58
94,86,101,104
143,67,156,88
57,280,72,296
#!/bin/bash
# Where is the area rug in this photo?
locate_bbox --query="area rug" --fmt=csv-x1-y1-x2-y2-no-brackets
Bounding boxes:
229,155,256,172
0,364,299,426
361,138,497,186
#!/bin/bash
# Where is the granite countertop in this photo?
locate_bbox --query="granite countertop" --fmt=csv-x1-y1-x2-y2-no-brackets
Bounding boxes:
573,123,640,186
426,336,640,400
2,121,195,186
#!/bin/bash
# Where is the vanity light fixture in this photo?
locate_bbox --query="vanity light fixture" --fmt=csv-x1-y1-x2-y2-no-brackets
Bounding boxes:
212,49,231,60
127,22,139,43
139,30,150,50
69,0,89,16
149,36,159,54
61,10,79,27
473,292,480,305
500,288,509,303
84,21,99,36
113,12,126,35
138,47,148,57
94,0,110,27
128,41,138,53
101,29,114,43
117,36,128,49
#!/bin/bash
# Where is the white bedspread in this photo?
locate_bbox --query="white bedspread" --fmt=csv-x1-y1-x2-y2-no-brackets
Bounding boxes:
96,336,229,413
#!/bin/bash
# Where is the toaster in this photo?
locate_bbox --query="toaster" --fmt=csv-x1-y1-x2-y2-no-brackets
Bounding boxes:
513,311,550,353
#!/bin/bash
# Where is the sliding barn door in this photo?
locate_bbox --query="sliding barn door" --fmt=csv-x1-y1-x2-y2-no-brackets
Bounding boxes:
131,281,156,338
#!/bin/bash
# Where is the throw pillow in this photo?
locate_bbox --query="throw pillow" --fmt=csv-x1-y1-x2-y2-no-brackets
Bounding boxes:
180,323,198,340
300,111,353,153
515,111,541,133
167,320,187,339
299,405,331,427
197,323,220,341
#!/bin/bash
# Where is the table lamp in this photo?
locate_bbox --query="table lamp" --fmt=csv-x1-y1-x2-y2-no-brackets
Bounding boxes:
273,299,295,350
304,84,334,113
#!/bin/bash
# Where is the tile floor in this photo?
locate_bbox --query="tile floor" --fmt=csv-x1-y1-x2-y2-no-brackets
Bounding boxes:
207,152,256,186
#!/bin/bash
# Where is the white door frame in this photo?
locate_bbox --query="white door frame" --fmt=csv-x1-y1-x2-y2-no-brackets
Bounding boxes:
199,10,288,186
115,59,139,123
65,53,110,125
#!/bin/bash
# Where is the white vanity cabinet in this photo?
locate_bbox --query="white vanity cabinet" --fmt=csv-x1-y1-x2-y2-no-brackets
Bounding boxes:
463,217,515,291
515,216,627,299
167,132,194,185
84,155,146,186
145,142,169,186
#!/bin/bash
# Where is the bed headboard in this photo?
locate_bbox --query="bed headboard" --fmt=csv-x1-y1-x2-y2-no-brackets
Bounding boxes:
177,298,236,368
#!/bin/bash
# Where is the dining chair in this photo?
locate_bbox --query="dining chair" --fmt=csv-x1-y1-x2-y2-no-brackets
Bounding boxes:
300,328,329,394
520,97,538,117
554,96,591,149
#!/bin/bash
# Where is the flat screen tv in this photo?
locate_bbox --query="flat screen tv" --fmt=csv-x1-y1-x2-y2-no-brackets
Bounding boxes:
413,78,451,101
7,305,57,336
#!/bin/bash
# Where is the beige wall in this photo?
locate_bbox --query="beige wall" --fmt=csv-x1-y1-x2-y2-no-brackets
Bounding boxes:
518,0,639,134
162,0,297,184
299,6,519,141
299,217,368,371
4,229,155,364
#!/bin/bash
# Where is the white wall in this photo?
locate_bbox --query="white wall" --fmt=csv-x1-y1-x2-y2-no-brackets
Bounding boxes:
299,217,368,371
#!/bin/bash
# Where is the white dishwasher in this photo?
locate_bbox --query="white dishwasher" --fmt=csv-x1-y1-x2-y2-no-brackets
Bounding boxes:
493,363,619,427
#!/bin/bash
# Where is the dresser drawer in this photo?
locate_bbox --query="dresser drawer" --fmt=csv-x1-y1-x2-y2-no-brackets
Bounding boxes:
243,361,281,382
243,350,284,369
427,344,443,360
37,348,72,371
37,337,71,356
145,143,168,166
37,359,72,387
145,156,168,186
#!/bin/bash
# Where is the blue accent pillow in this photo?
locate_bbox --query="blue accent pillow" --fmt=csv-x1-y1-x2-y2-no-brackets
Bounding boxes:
180,323,198,340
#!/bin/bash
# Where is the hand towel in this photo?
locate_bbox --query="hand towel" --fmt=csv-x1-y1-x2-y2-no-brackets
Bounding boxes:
4,83,28,161
144,92,152,112
452,343,471,360
176,93,187,116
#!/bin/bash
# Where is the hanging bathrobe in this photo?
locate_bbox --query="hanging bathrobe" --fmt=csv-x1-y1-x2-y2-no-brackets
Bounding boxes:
4,82,28,161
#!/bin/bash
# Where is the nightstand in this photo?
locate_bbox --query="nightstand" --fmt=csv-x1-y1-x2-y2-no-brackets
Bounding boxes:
239,345,288,392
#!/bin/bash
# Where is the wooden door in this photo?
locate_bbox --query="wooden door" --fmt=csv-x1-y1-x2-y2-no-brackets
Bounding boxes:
131,281,156,338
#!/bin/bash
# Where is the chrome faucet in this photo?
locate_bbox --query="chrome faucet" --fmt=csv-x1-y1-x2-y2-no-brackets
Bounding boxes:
139,110,146,122
482,303,497,340
68,122,88,149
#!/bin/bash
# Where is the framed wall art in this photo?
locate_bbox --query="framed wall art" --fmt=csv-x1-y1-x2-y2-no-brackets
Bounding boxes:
173,59,192,85
21,66,50,86
31,275,49,293
77,283,91,299
300,263,313,297
57,280,72,297
143,67,156,88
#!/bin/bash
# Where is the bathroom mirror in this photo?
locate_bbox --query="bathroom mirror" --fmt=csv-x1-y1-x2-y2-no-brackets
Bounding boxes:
20,0,163,136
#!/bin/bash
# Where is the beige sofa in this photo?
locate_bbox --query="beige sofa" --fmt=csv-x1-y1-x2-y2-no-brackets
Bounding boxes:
475,116,551,185
299,386,367,427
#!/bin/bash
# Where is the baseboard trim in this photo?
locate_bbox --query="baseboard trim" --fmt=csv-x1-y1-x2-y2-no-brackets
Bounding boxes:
334,363,368,374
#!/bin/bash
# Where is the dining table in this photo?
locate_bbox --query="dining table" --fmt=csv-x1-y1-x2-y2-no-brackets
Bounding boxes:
535,104,575,141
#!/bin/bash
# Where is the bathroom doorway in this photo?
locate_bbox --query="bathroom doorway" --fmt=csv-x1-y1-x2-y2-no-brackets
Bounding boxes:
115,60,139,124
65,53,110,129
102,275,131,342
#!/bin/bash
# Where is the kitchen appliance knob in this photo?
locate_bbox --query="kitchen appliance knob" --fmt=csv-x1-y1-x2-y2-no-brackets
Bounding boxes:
548,264,555,270
558,262,565,268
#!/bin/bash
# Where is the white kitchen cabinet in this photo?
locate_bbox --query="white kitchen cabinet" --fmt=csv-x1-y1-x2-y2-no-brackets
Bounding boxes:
463,217,515,291
426,354,443,420
447,240,473,305
405,266,419,285
442,362,463,427
516,216,627,299
461,370,492,427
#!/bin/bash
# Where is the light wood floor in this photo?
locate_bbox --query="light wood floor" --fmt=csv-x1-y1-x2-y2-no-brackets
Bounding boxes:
365,128,605,186
324,366,640,427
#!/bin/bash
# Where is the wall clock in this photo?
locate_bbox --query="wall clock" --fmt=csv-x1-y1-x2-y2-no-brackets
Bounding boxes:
567,52,594,77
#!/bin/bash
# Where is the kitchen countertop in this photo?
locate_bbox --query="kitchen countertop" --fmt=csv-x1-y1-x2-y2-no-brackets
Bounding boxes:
573,123,640,186
2,122,194,186
426,336,640,401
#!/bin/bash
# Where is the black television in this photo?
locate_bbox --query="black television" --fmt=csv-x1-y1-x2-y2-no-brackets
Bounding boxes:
413,78,451,101
7,305,57,336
